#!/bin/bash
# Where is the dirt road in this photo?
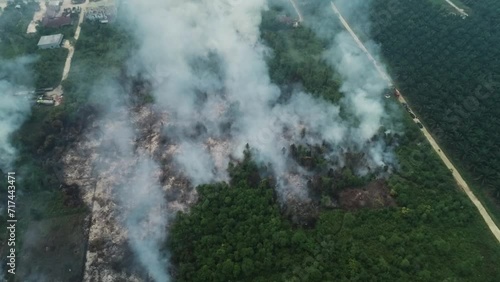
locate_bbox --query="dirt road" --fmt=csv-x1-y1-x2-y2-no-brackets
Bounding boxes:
330,2,392,85
329,1,500,243
27,0,47,34
61,40,75,81
74,3,87,41
61,5,86,81
289,0,304,22
63,1,87,75
46,0,89,104
415,112,500,242
445,0,468,17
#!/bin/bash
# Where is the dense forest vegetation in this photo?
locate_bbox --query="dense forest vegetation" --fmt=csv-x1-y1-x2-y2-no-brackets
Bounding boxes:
169,134,500,281
368,0,500,222
166,8,500,282
261,13,343,103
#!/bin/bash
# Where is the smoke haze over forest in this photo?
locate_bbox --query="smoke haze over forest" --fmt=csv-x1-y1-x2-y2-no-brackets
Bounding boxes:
103,1,397,278
0,1,397,281
0,57,34,171
3,0,500,281
122,0,396,192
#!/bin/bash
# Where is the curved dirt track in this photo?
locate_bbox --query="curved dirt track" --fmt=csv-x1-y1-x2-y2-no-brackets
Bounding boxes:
46,0,89,104
26,0,47,33
327,1,500,243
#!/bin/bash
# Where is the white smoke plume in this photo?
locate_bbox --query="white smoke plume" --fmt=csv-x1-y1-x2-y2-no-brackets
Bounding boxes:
123,0,395,199
82,0,397,280
0,56,35,171
309,0,392,139
88,80,170,281
121,158,170,282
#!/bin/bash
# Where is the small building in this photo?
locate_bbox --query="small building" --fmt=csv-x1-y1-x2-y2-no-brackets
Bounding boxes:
48,0,61,10
37,34,64,49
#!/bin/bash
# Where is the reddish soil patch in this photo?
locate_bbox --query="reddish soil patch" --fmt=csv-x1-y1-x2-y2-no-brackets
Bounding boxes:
339,179,396,211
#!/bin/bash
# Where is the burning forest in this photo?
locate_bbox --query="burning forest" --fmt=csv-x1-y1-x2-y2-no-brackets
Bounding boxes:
3,0,401,281
56,0,401,280
4,0,500,281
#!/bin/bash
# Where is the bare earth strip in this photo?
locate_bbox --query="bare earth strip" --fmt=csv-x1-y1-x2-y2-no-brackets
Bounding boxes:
46,0,89,103
328,1,500,243
27,0,47,34
289,0,304,22
445,0,469,17
62,1,87,80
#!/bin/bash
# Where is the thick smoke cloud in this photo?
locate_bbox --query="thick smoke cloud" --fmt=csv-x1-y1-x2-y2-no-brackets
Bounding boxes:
123,0,395,200
175,142,219,186
0,57,34,171
121,159,169,282
88,79,171,281
84,0,397,281
310,0,392,139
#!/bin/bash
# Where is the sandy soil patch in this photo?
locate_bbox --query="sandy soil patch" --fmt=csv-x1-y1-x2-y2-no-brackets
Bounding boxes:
27,1,47,34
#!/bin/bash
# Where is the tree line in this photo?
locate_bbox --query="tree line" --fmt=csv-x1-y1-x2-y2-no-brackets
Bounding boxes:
166,9,500,281
369,0,500,218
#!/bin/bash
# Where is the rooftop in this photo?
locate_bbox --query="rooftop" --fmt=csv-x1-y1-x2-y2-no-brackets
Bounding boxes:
37,34,64,46
48,0,61,7
42,16,72,28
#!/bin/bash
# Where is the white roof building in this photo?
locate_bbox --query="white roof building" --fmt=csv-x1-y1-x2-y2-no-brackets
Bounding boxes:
48,0,61,8
37,34,64,49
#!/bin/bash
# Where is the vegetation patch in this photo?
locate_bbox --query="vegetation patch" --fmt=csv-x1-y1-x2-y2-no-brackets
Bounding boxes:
167,8,500,281
16,213,87,282
370,0,500,222
339,180,396,211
